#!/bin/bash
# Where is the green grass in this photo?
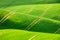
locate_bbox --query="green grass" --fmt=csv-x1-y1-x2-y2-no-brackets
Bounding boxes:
0,29,60,40
0,0,60,40
0,4,60,33
0,29,37,40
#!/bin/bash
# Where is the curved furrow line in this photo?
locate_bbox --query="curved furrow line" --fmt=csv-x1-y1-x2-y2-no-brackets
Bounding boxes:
24,6,36,14
25,6,53,30
28,33,40,40
1,7,60,24
28,27,60,40
0,11,16,24
17,12,60,24
54,28,60,33
0,6,60,26
0,7,20,24
0,6,35,24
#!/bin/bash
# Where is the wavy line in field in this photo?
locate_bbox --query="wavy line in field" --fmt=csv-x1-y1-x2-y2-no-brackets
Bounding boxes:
28,28,60,40
28,33,40,40
55,28,60,33
17,12,60,24
0,6,35,24
24,6,36,14
0,11,16,24
1,8,60,24
26,6,53,40
0,7,20,24
25,6,53,30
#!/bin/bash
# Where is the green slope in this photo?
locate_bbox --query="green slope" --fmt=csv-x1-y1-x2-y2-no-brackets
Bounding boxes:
0,4,60,33
0,29,60,40
0,0,60,40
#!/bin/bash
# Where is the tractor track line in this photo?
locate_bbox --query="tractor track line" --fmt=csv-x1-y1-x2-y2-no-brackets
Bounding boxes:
0,6,35,24
25,6,52,30
28,33,40,40
54,28,60,33
0,7,20,24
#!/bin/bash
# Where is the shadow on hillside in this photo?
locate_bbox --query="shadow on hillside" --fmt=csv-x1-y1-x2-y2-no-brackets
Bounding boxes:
0,0,60,34
0,0,60,8
0,19,60,34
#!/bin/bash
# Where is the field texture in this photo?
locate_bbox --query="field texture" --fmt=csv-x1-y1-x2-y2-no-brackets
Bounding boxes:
0,0,60,40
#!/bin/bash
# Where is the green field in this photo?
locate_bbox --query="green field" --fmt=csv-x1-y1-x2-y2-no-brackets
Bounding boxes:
0,0,60,40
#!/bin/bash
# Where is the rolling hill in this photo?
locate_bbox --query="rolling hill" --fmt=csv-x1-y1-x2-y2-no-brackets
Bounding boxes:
0,0,60,40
